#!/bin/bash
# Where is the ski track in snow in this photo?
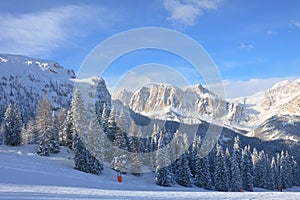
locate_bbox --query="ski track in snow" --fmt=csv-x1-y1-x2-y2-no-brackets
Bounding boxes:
0,145,299,199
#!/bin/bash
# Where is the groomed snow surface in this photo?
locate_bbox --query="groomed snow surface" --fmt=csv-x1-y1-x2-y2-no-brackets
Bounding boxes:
0,145,299,199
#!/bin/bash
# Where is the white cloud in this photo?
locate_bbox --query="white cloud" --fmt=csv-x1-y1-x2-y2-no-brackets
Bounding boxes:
0,5,116,56
239,43,254,50
105,63,194,94
290,20,300,29
163,0,222,26
222,77,299,99
265,29,276,35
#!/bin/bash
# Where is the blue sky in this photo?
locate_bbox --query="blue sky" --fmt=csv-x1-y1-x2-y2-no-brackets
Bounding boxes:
1,0,300,98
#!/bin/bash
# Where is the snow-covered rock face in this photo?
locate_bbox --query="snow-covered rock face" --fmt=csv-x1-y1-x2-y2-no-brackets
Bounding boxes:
0,54,76,79
262,79,300,113
229,79,300,130
73,76,112,115
0,54,76,122
0,54,111,123
114,79,300,140
249,115,300,142
112,89,132,107
113,84,242,125
130,84,184,113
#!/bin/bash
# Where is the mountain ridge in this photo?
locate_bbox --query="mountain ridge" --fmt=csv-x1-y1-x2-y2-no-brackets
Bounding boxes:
0,54,111,123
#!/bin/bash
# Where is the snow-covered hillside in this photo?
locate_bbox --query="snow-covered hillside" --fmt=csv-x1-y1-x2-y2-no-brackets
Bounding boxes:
0,54,75,122
0,54,111,123
248,115,300,142
0,145,299,199
229,79,300,130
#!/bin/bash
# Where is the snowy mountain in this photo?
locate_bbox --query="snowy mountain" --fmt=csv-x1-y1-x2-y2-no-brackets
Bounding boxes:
248,115,300,142
113,84,243,126
113,79,300,133
0,54,111,122
229,79,300,130
0,54,75,122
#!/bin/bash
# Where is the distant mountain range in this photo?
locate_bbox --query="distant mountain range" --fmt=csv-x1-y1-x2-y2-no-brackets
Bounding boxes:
113,78,300,143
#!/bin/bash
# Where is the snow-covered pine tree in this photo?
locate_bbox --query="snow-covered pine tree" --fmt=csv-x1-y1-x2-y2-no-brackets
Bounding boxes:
252,147,259,187
100,103,112,162
36,96,53,156
109,107,129,172
208,145,217,185
285,151,293,188
71,90,102,175
49,111,60,153
86,118,104,175
71,90,88,137
73,133,89,173
144,135,152,167
270,157,277,190
279,151,285,188
255,150,267,188
155,130,174,187
195,155,213,190
22,119,37,144
64,110,74,149
3,103,22,146
172,130,184,182
149,123,159,171
177,153,193,187
233,136,243,174
57,108,67,146
128,121,143,175
264,155,273,190
279,151,290,189
231,142,243,192
291,156,300,186
101,103,109,134
175,133,192,187
88,117,104,163
72,90,88,171
112,128,128,155
0,123,3,145
242,146,254,191
107,107,119,143
225,148,232,190
117,109,129,133
276,153,283,189
214,143,229,191
189,135,201,178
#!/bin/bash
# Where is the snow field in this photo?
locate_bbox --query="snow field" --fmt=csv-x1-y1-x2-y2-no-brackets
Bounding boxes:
0,145,299,199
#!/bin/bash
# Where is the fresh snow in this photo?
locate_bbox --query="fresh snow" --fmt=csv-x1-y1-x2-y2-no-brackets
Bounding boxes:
0,54,75,81
0,145,299,199
0,54,76,112
228,79,300,130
